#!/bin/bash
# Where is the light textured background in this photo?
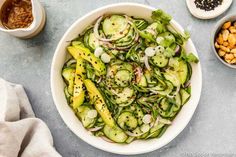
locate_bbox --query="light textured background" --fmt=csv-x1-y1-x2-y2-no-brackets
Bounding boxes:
0,0,236,157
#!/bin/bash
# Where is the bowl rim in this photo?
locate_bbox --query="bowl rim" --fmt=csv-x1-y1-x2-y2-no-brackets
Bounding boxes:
51,2,202,155
211,14,236,69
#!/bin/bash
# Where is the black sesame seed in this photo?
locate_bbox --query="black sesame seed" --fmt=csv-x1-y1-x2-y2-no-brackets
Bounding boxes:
194,0,223,11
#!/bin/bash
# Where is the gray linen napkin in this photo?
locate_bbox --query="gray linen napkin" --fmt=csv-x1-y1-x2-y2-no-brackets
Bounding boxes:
0,78,62,157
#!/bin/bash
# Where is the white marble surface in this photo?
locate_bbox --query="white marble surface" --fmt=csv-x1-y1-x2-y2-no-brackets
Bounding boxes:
0,0,236,156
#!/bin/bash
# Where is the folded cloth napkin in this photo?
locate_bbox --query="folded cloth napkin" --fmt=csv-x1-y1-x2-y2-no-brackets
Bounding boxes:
0,78,62,157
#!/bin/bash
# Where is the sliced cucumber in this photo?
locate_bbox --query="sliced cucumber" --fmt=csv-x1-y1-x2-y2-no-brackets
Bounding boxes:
117,112,138,131
88,31,100,50
114,69,132,87
163,69,180,87
62,67,75,95
77,106,97,128
186,62,192,83
135,105,144,125
65,58,76,68
102,15,128,39
118,95,136,107
180,88,190,105
152,81,173,96
159,98,171,111
151,54,169,68
178,60,188,85
146,123,165,139
114,87,134,105
64,86,72,104
114,27,136,48
103,125,128,143
172,93,182,112
125,136,135,144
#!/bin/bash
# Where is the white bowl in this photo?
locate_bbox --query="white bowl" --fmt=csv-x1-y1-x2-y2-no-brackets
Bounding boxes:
51,3,202,155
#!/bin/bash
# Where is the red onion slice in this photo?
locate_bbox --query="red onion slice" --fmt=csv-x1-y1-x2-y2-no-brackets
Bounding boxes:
88,126,103,132
144,55,151,71
101,136,114,143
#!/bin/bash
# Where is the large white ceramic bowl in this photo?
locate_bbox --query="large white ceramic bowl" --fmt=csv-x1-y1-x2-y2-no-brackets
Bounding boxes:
51,3,202,155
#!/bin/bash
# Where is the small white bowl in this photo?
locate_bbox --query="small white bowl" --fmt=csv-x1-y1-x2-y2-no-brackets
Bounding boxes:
51,3,202,155
0,0,46,38
186,0,233,19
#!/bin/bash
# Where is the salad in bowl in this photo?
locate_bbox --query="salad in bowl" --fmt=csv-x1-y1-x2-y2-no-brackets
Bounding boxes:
61,9,199,144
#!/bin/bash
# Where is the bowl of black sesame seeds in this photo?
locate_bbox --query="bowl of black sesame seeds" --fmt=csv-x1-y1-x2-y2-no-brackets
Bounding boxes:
186,0,233,19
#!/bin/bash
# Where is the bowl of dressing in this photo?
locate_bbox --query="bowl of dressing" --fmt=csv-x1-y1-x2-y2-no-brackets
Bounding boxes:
0,0,46,38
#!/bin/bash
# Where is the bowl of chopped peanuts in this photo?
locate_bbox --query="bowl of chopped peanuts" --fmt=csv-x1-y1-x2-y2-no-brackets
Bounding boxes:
212,14,236,69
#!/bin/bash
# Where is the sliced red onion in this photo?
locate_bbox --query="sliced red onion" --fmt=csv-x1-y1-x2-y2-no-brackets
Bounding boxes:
144,55,151,71
97,77,102,83
101,136,114,143
184,81,191,88
88,126,103,132
174,45,181,56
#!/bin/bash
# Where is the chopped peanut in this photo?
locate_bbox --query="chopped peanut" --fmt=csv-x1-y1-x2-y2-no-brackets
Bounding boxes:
218,50,226,57
225,54,234,60
229,26,236,33
222,30,229,41
219,45,230,52
231,58,236,64
223,21,231,29
216,34,224,45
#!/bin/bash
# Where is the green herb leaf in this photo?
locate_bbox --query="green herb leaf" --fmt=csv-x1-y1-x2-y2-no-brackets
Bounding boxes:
184,53,199,63
151,9,172,24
